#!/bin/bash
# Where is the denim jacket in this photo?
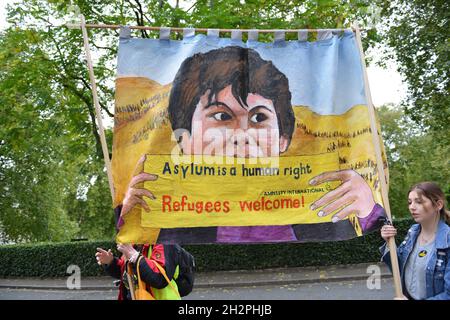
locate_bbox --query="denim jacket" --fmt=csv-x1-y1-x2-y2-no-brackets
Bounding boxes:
380,219,450,300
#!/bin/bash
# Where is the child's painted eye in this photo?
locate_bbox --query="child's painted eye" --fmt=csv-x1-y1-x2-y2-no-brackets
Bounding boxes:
250,113,268,123
212,112,232,121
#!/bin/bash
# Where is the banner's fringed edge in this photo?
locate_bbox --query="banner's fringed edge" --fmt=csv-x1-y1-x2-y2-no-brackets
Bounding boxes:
67,22,356,34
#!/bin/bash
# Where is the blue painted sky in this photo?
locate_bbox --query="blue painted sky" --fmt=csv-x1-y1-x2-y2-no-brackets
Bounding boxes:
116,31,367,115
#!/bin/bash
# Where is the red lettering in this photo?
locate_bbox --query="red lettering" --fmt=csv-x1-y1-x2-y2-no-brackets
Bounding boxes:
237,197,302,212
281,198,292,208
273,200,280,209
223,201,230,213
205,201,213,213
181,195,188,210
195,201,203,214
162,195,172,212
239,201,253,211
162,195,231,214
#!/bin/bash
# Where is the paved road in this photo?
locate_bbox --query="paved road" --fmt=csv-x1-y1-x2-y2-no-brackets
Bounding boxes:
187,278,394,300
0,278,395,300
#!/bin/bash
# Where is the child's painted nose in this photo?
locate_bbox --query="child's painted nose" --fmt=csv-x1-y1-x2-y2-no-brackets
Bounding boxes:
232,132,250,145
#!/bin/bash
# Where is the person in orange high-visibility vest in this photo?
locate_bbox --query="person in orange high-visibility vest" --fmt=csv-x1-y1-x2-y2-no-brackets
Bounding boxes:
96,244,181,300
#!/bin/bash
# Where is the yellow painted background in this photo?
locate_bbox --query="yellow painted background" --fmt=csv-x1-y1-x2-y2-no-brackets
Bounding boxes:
113,77,388,243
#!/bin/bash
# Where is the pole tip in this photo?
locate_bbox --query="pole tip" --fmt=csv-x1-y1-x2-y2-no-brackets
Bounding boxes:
65,23,81,29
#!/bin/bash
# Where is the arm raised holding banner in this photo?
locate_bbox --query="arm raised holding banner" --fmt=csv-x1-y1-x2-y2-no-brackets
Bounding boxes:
309,169,385,233
117,155,158,228
117,46,388,242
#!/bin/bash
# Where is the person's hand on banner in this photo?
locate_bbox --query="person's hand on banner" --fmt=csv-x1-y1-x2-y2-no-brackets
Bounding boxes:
117,243,139,262
96,248,114,265
121,155,158,218
309,169,376,223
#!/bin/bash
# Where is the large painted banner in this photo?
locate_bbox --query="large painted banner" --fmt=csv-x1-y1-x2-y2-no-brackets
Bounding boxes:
112,29,388,244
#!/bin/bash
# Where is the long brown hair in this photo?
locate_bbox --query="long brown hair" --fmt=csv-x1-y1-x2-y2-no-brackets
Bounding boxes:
409,182,450,224
168,46,295,145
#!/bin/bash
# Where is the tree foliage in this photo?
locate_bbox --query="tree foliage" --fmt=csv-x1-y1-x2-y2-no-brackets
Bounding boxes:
376,0,449,218
378,0,449,140
378,104,450,219
0,0,380,243
1,0,445,242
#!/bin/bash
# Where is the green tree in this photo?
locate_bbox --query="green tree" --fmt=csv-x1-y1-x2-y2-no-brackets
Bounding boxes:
375,0,449,219
378,104,450,219
378,0,449,142
0,0,384,243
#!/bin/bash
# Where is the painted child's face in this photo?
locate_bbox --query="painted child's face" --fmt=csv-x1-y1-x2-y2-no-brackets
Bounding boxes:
180,85,288,157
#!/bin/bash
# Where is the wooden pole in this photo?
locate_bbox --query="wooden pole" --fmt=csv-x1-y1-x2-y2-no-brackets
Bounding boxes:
80,15,115,202
353,21,403,299
68,22,359,33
